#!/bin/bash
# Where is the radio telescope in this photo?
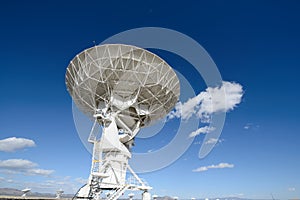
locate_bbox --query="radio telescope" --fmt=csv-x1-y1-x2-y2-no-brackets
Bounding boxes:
21,188,31,197
66,44,180,200
56,189,64,199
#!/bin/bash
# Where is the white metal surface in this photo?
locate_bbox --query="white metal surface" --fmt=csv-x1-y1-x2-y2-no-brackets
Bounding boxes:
56,189,64,199
21,188,31,197
66,44,180,200
66,44,179,131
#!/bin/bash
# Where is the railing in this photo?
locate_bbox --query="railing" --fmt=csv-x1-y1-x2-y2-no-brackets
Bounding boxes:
106,185,130,200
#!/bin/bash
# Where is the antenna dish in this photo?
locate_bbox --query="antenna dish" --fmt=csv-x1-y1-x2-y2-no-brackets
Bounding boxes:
21,188,31,197
56,189,64,199
66,44,179,129
66,44,180,200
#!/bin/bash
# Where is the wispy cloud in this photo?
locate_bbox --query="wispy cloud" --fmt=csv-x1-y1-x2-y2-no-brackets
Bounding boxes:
0,137,35,152
288,187,296,192
0,159,54,176
2,176,87,194
244,123,259,131
193,162,234,172
75,177,88,185
205,138,219,144
244,124,251,130
227,193,245,198
168,81,243,121
0,177,16,184
189,126,215,138
194,138,224,145
27,168,54,176
205,138,224,145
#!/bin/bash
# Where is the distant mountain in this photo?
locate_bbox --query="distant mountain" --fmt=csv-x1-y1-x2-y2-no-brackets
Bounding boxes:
0,188,273,200
156,196,174,200
0,188,73,198
0,188,23,196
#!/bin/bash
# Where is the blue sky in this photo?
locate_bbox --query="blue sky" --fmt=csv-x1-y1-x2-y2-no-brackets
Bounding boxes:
0,0,300,199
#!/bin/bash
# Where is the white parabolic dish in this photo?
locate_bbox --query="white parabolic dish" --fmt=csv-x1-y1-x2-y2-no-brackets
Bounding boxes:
66,44,180,128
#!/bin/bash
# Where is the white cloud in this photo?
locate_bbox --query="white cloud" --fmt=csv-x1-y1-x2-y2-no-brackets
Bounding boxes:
244,123,260,131
75,177,88,185
193,162,234,172
27,168,54,176
244,122,254,130
0,174,84,194
244,125,250,129
189,126,215,138
168,81,243,121
0,159,37,169
228,193,244,197
205,138,219,144
204,138,224,145
0,137,35,152
288,187,296,192
0,159,54,177
0,176,15,184
194,138,224,145
38,177,90,193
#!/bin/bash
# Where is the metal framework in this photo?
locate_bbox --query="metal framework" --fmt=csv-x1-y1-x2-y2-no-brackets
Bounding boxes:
66,44,180,200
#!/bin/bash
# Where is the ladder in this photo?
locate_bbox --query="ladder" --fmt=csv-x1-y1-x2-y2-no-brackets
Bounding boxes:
106,185,130,200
